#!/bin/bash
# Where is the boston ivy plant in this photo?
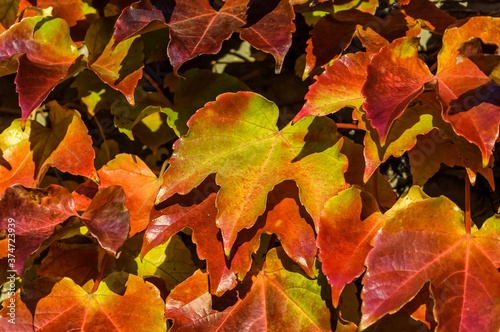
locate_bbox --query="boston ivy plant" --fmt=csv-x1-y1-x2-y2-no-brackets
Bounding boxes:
0,0,499,331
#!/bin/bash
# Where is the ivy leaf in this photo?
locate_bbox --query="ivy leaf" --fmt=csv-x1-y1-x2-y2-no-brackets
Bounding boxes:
144,178,237,296
0,184,77,276
80,186,130,255
230,180,317,280
317,186,382,307
114,0,295,74
165,247,332,331
36,0,89,27
0,0,21,30
86,17,144,104
401,0,456,34
355,92,441,181
361,192,500,331
362,37,433,143
0,16,79,121
30,101,99,183
295,52,370,123
37,242,100,286
0,119,37,195
438,17,500,73
97,154,162,237
117,233,197,291
156,91,347,253
0,272,166,331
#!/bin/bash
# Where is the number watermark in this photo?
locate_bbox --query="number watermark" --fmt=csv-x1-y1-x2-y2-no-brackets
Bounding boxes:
6,217,17,325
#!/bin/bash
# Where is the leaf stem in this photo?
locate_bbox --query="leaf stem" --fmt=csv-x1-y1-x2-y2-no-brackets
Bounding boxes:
91,253,109,293
465,175,471,235
159,158,169,178
336,123,362,130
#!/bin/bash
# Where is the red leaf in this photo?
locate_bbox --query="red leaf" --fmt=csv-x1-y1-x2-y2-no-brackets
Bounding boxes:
402,0,456,35
0,185,77,276
361,192,500,331
80,186,130,255
317,186,382,306
144,178,237,296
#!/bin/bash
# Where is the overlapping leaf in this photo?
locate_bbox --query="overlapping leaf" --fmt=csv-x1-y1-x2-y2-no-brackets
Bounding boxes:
165,248,332,331
0,16,79,120
230,180,317,279
296,52,370,123
117,233,197,291
156,91,347,252
97,154,162,236
113,0,295,74
144,178,237,296
0,272,166,331
0,185,77,276
317,186,382,307
86,17,145,104
0,102,98,193
361,190,500,331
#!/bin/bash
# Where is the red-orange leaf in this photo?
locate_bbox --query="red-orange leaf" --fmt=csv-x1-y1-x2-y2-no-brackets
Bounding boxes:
361,191,500,331
98,154,161,237
0,184,77,276
156,91,347,253
166,248,332,331
318,186,382,307
362,37,434,143
144,178,237,296
0,272,165,331
230,180,316,279
295,52,370,123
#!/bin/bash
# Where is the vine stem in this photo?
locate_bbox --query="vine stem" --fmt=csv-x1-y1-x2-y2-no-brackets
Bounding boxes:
465,175,471,235
159,158,169,178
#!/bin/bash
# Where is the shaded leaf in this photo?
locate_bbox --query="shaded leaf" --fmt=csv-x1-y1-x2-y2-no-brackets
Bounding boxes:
98,153,161,236
166,247,332,331
0,184,77,276
361,192,500,331
37,242,100,286
80,186,130,255
29,101,98,183
117,233,197,291
86,17,144,104
402,0,456,35
156,91,347,253
318,186,382,306
144,178,237,296
0,272,165,331
166,68,250,137
0,0,21,30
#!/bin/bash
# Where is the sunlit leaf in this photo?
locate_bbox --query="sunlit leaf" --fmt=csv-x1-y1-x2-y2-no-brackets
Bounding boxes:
157,91,347,253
